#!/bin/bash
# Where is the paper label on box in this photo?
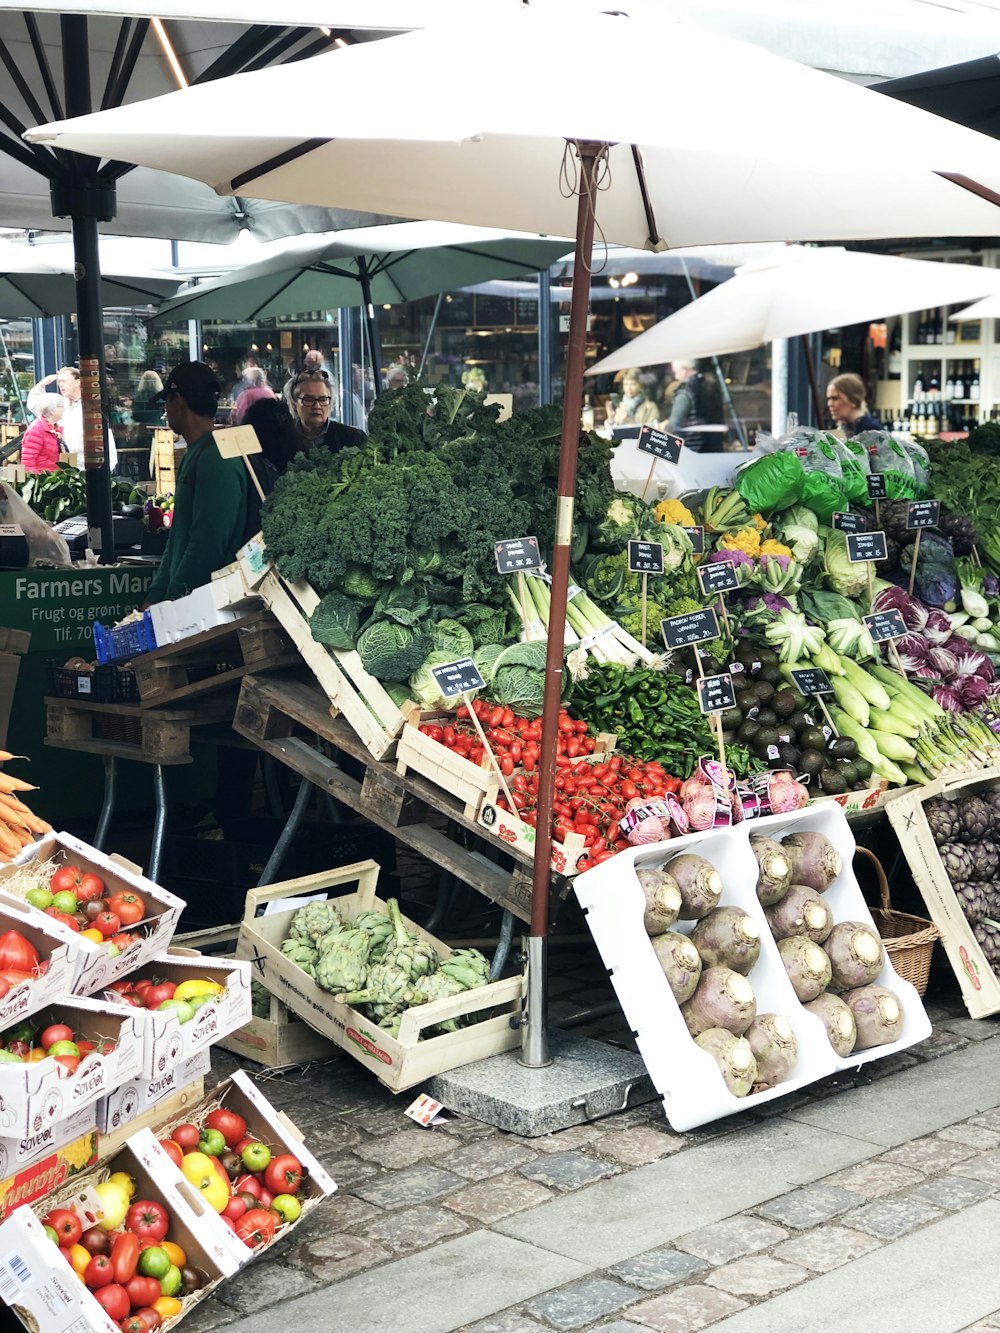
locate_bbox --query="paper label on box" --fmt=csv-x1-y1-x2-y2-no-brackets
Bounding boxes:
404,1093,446,1127
263,894,326,917
0,1247,33,1302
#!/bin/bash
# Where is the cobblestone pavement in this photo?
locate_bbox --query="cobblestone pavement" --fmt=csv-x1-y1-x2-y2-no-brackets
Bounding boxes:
174,943,1000,1333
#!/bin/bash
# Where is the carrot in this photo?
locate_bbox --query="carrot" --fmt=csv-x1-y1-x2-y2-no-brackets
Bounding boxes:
0,793,31,815
5,824,33,849
0,823,22,857
0,753,27,763
0,775,36,794
0,801,50,835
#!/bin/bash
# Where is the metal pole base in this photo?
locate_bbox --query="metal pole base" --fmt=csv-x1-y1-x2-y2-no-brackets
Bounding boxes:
519,933,552,1068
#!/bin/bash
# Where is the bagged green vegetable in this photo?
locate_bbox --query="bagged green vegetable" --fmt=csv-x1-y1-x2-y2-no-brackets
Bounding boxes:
827,435,870,505
856,430,918,500
791,431,850,524
735,450,804,513
900,439,931,499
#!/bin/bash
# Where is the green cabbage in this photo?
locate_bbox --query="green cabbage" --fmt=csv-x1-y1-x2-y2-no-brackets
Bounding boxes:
457,603,508,647
487,639,570,717
820,528,868,599
310,592,360,650
409,650,466,711
356,620,430,682
430,619,474,658
340,565,382,600
473,642,505,680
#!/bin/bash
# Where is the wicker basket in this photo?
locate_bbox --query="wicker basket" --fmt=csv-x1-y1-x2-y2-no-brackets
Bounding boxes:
854,845,940,996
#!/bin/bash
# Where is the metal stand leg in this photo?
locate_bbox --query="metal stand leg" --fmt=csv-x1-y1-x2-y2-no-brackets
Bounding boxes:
93,755,117,851
149,764,168,884
490,909,515,980
258,775,312,886
519,934,552,1068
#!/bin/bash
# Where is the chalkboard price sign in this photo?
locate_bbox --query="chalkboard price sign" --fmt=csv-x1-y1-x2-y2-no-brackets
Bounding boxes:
697,672,737,715
867,472,888,500
846,530,888,563
636,425,683,464
863,609,908,643
627,540,665,574
790,666,834,696
661,606,720,649
832,511,867,534
495,536,542,574
697,560,739,596
683,525,705,554
430,657,487,698
906,499,941,530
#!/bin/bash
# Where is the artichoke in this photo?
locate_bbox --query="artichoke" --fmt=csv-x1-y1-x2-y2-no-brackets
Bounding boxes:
924,799,962,847
958,795,992,844
251,980,271,1019
939,841,975,885
315,927,372,994
378,1013,402,1039
418,971,467,1032
981,790,1000,821
351,909,395,958
973,919,1000,969
438,948,492,991
290,899,343,944
955,881,987,926
970,842,1000,883
380,898,437,981
337,960,425,1020
281,938,319,976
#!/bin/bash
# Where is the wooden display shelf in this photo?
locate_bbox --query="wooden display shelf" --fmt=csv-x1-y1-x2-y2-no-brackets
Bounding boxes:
132,610,299,708
44,694,237,765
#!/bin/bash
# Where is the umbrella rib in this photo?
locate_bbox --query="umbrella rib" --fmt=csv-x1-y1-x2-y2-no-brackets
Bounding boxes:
103,19,150,112
0,117,58,180
0,35,50,129
630,145,664,250
936,171,1000,210
231,140,330,192
243,28,314,73
194,26,287,84
24,14,63,123
248,272,303,319
102,18,133,112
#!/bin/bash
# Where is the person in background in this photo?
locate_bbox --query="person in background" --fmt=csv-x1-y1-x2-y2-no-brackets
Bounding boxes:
242,397,301,490
290,369,367,454
230,366,276,424
385,362,410,391
142,362,248,606
662,359,725,453
826,373,882,437
606,367,659,427
132,369,164,427
20,395,64,473
27,365,118,469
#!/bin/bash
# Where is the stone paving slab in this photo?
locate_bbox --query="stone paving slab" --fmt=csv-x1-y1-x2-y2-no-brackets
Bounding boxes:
708,1200,1000,1333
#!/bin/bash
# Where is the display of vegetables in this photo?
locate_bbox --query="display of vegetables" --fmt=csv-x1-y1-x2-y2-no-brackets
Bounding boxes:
0,1015,116,1073
924,786,1000,968
105,974,225,1025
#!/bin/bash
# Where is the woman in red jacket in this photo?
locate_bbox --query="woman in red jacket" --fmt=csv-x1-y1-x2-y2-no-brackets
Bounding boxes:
21,396,65,473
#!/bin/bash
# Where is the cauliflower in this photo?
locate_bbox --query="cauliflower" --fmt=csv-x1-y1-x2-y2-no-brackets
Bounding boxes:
719,526,761,558
750,513,768,531
759,539,793,559
654,498,696,527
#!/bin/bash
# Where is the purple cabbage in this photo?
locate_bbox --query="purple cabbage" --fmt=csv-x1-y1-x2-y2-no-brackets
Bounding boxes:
933,684,964,712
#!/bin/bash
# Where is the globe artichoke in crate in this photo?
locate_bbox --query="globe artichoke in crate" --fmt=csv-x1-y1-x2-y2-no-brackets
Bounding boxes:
939,841,975,885
970,842,1000,883
924,798,962,847
352,909,395,958
381,897,437,981
290,899,343,945
955,881,988,926
315,926,372,994
957,795,993,845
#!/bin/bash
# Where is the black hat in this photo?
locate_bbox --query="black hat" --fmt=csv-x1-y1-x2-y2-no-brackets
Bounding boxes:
156,360,221,402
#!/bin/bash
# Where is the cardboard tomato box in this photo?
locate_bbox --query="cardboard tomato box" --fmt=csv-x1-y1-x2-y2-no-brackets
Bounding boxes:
0,831,184,996
0,1140,234,1333
99,951,252,1075
96,1049,211,1136
0,895,83,1029
0,1125,98,1222
0,1103,93,1181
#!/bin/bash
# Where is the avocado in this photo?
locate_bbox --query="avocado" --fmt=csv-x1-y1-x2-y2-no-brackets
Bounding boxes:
757,647,780,666
775,726,796,745
721,730,739,746
799,748,826,777
778,742,801,768
828,736,859,761
737,719,761,744
837,760,860,788
755,726,780,749
759,663,783,686
788,710,814,733
819,768,848,795
772,689,797,718
755,707,778,727
751,680,776,704
721,707,744,732
853,757,874,782
799,726,828,752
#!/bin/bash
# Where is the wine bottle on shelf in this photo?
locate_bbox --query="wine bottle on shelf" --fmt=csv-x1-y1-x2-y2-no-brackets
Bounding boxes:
954,365,965,400
888,322,902,379
929,365,941,398
934,309,944,344
971,360,981,402
945,370,955,399
913,368,924,401
946,311,957,344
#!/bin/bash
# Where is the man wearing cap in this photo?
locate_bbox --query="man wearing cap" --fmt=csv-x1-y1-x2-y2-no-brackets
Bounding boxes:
143,361,248,606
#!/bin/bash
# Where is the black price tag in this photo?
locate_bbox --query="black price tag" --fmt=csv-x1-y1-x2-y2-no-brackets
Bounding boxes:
661,606,720,649
832,511,867,534
495,536,542,574
906,500,941,530
863,609,908,643
867,472,888,500
697,672,737,714
846,530,888,563
627,539,665,574
637,424,683,464
430,657,487,698
683,525,705,554
697,560,739,596
790,666,834,696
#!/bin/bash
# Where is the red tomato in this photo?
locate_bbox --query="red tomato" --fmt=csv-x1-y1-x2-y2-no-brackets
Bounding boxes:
157,1139,183,1169
575,857,596,873
53,1054,81,1076
143,982,176,1009
110,933,137,951
84,1254,115,1289
40,1024,74,1051
76,872,106,903
120,1311,162,1333
170,1123,200,1151
264,1153,302,1197
93,911,121,939
45,1208,82,1246
44,908,80,932
236,1208,277,1248
93,1284,130,1321
124,1275,162,1308
234,1174,261,1199
222,1197,247,1221
125,1200,169,1243
50,865,83,895
107,892,145,926
205,1107,247,1148
110,1232,140,1284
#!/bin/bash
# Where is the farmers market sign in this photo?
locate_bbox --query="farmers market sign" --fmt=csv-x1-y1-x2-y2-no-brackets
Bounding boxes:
0,568,152,653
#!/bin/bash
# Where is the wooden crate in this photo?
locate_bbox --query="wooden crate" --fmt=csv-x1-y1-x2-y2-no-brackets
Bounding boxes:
256,569,405,761
478,778,588,878
131,610,299,708
44,694,236,764
395,707,496,819
236,864,524,1092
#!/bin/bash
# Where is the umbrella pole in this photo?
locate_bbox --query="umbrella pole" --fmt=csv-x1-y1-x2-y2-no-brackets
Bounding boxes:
523,140,602,1070
417,293,445,379
800,334,825,425
357,257,383,396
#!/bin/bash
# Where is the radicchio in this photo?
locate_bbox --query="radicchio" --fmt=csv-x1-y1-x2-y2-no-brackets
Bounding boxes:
923,609,954,645
927,646,960,678
896,633,930,664
932,684,964,713
873,585,926,631
953,650,994,682
959,674,991,708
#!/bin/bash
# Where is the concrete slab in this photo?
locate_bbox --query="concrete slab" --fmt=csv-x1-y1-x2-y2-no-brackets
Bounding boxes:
220,1231,590,1333
428,1031,656,1137
710,1199,1000,1332
784,1037,1000,1148
494,1118,879,1268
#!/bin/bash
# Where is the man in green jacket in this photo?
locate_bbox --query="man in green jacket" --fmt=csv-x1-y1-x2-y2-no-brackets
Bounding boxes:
144,361,248,606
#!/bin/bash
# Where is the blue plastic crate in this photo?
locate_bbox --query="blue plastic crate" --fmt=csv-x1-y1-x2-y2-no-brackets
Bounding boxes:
93,610,157,665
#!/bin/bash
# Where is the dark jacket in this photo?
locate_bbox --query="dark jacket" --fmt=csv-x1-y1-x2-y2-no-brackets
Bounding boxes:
667,373,725,453
295,419,368,454
843,412,884,437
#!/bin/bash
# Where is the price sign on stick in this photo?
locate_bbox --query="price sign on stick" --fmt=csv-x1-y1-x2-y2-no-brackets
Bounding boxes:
430,658,515,810
661,606,720,650
627,540,664,574
637,424,684,501
683,525,705,554
867,473,888,500
906,500,941,530
214,426,266,502
697,672,737,715
846,531,888,563
495,536,542,574
863,609,907,644
832,511,867,534
697,560,739,597
790,666,838,736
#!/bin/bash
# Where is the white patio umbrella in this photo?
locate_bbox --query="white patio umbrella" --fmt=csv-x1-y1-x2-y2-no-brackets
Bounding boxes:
587,245,1000,375
948,291,1000,322
0,236,178,315
29,7,1000,1062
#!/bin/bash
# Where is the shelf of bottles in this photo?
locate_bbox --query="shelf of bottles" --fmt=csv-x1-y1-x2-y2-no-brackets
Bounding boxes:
886,307,987,437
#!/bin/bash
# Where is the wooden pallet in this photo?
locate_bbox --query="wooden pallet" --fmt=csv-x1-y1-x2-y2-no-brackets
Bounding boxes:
44,694,237,765
256,569,405,761
132,609,299,708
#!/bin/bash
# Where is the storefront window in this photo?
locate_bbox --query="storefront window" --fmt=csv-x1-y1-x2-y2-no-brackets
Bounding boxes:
0,319,33,422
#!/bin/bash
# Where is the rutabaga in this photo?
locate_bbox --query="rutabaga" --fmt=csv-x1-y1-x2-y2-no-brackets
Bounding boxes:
825,921,885,991
750,835,792,906
804,991,857,1057
744,1013,798,1087
780,831,843,892
694,1027,758,1098
681,965,757,1037
764,884,834,944
665,853,724,920
777,935,833,1003
843,984,904,1050
635,867,682,936
689,907,761,976
651,930,702,1004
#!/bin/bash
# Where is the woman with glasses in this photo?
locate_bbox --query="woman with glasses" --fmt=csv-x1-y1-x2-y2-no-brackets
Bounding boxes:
291,370,367,452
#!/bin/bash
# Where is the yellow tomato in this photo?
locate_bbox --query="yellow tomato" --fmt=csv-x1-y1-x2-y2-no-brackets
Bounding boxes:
28,1047,47,1062
81,928,104,943
153,1297,183,1319
173,979,223,1002
69,1243,91,1277
160,1240,186,1268
108,1170,136,1200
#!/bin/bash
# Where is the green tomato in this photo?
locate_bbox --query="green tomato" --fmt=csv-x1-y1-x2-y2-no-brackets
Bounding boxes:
43,1225,59,1244
26,887,53,911
271,1193,301,1224
241,1142,271,1173
160,1263,182,1298
137,1246,171,1280
198,1127,226,1157
156,998,195,1024
50,890,78,916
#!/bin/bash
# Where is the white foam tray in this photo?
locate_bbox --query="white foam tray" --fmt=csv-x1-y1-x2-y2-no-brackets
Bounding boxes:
573,803,931,1131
